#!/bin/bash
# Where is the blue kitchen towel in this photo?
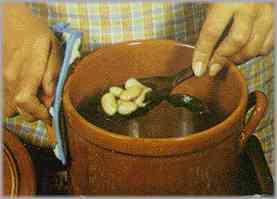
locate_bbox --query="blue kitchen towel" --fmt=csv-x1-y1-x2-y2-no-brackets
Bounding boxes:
50,23,82,165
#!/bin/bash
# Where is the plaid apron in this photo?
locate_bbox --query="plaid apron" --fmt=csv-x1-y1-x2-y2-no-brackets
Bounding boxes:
5,1,274,175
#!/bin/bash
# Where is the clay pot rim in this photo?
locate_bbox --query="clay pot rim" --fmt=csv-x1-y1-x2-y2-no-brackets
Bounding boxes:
4,130,37,196
63,39,248,156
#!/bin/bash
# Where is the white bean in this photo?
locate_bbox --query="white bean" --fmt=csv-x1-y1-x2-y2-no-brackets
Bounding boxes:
135,87,152,107
109,86,123,97
118,100,138,115
101,93,118,116
125,78,144,89
120,85,142,101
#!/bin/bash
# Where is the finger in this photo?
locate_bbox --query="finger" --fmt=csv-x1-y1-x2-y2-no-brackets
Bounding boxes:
228,53,245,65
16,107,35,122
260,28,274,55
229,28,272,65
4,49,23,86
4,49,24,117
4,93,17,117
213,10,256,58
232,8,273,63
15,36,50,120
208,10,256,76
42,36,62,97
208,55,229,76
192,4,234,77
15,94,49,121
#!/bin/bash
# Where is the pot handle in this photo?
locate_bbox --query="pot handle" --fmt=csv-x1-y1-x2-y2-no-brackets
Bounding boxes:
242,135,274,195
239,91,267,146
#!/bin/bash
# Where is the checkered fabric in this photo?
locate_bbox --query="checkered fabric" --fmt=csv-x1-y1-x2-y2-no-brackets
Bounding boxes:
238,52,274,176
5,116,56,148
5,1,274,175
28,1,207,51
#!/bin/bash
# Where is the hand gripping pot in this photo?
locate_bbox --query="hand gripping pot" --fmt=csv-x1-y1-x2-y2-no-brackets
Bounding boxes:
63,40,268,195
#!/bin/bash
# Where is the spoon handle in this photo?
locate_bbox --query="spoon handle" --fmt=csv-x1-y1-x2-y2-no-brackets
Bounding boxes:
170,67,194,87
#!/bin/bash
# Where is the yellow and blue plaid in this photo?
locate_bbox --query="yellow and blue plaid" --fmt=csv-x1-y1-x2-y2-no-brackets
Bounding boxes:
5,1,274,175
238,52,274,175
28,1,207,51
5,116,55,148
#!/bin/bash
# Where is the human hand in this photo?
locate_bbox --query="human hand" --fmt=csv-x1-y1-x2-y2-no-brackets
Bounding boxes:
192,3,274,77
3,3,61,121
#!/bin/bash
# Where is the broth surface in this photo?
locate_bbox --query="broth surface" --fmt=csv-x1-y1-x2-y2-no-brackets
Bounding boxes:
77,96,224,138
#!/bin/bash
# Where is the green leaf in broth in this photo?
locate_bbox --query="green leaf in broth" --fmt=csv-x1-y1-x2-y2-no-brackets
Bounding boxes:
166,93,218,125
166,94,207,112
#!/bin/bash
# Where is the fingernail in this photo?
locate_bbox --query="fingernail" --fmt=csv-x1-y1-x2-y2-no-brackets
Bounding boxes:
209,64,223,76
192,61,206,77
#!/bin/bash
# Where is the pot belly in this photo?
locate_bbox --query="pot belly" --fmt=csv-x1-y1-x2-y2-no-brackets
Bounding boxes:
67,126,242,195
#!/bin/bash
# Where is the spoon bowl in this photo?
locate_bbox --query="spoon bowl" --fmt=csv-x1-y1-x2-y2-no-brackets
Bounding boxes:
91,67,195,119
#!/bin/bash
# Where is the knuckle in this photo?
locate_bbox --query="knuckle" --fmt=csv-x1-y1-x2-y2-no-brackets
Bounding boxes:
260,48,272,56
211,53,226,64
244,49,259,59
231,57,243,65
15,93,31,107
230,33,247,48
229,54,243,64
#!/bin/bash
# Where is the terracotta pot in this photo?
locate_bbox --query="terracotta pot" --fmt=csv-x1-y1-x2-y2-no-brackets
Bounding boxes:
63,40,267,195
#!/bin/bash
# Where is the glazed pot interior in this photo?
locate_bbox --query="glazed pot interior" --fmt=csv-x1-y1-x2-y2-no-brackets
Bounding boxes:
64,40,248,155
68,40,244,121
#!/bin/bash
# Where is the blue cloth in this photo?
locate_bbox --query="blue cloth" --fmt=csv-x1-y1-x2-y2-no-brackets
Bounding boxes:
51,23,82,165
